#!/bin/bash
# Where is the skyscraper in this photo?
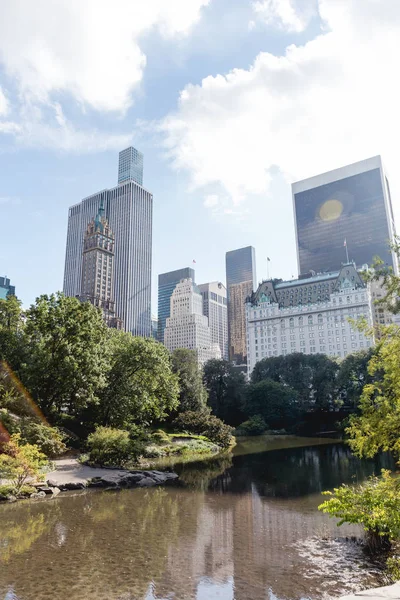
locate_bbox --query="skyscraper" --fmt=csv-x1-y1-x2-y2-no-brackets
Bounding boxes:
292,156,397,275
198,282,228,360
63,147,152,337
164,278,220,366
118,147,143,186
79,198,122,328
0,276,15,300
226,246,257,364
158,267,195,343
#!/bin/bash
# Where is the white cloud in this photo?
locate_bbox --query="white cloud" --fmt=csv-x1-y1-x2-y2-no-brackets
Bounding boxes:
0,87,8,115
160,0,400,210
203,194,220,208
0,0,210,113
252,0,317,33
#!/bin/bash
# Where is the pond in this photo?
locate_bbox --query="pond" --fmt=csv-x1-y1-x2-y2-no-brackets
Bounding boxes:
0,437,393,600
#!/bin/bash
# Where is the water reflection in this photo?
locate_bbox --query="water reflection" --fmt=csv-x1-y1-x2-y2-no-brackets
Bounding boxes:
0,440,392,600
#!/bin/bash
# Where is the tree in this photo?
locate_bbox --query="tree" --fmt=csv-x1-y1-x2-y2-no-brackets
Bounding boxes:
346,324,400,459
203,359,246,426
243,379,299,429
171,349,207,413
98,333,180,428
336,349,375,411
251,353,339,411
0,295,25,368
20,293,110,417
0,434,47,495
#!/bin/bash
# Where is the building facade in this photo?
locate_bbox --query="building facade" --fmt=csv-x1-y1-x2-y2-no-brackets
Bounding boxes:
158,267,195,344
198,282,228,360
63,147,152,337
118,146,143,186
292,156,397,275
226,247,257,365
0,276,15,300
79,199,122,328
246,263,374,376
151,315,158,340
164,278,221,366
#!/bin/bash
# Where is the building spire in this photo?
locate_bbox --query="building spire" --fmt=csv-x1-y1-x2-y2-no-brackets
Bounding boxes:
94,196,105,232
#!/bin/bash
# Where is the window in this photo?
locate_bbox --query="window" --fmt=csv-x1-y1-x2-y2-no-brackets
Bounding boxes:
308,316,313,325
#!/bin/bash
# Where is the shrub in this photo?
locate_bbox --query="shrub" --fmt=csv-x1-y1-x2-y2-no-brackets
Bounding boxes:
235,415,267,436
151,430,170,444
318,469,400,553
0,434,48,495
87,426,146,467
20,421,66,458
173,411,233,449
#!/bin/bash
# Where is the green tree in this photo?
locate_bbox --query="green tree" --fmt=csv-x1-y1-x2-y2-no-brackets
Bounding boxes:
0,434,47,495
0,295,25,368
336,349,375,410
171,349,207,413
203,359,246,426
98,333,179,427
21,293,110,417
251,353,339,411
243,379,299,429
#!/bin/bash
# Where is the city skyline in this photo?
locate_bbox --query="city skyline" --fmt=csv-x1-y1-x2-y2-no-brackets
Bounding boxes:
3,1,400,313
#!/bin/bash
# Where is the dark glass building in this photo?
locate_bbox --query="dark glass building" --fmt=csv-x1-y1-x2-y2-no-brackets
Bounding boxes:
292,156,397,276
0,276,15,300
225,246,257,364
158,267,195,343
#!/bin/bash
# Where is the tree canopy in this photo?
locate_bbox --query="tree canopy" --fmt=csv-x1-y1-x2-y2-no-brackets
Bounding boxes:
171,349,207,413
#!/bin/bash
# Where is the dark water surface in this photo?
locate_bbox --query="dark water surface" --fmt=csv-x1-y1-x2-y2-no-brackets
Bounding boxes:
0,437,393,600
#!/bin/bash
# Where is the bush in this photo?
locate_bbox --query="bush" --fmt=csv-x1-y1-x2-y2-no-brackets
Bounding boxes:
0,434,48,495
318,469,400,553
173,411,233,449
20,421,66,458
151,429,170,444
235,415,267,436
87,426,146,467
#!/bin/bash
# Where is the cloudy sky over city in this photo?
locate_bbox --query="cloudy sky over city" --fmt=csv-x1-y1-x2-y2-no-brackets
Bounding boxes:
1,0,399,309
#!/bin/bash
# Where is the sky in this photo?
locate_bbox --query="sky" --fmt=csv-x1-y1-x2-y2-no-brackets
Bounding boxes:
1,0,400,314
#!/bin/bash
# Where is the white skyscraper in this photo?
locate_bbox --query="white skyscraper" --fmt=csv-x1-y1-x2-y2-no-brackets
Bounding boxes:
198,282,228,360
164,278,221,366
63,148,152,337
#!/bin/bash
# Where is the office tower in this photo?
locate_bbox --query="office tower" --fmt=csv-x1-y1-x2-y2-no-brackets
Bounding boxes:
245,263,373,376
226,246,257,364
118,147,143,186
151,315,158,340
164,278,221,366
0,276,15,300
63,147,152,337
158,267,195,343
198,282,228,360
79,199,122,328
292,156,397,275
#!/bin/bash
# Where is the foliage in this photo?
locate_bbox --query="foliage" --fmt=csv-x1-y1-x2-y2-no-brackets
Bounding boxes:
203,359,246,426
319,470,400,552
19,421,66,458
346,324,400,460
235,415,267,436
243,379,299,429
251,353,339,411
336,349,375,410
87,426,146,467
0,434,47,495
0,295,25,369
98,333,180,428
21,293,110,417
173,411,233,449
171,349,207,413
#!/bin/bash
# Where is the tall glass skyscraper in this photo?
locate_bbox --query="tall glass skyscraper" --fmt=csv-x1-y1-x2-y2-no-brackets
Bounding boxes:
226,246,257,364
292,156,397,275
118,147,144,186
158,267,195,343
0,276,15,300
63,148,152,337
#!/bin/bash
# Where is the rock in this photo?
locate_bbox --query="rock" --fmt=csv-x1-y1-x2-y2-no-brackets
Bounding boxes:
7,495,17,503
87,478,105,488
0,494,8,502
30,491,47,499
51,487,61,497
36,486,54,495
136,477,157,487
59,481,87,491
47,479,59,488
99,476,120,487
118,473,144,486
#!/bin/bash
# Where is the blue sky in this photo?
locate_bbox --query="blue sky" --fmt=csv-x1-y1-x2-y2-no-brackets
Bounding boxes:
1,0,400,313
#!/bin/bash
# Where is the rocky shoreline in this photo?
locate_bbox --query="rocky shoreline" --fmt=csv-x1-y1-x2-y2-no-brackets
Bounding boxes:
0,457,179,502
